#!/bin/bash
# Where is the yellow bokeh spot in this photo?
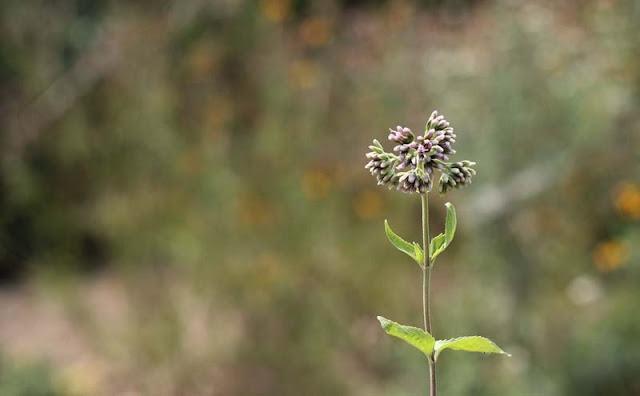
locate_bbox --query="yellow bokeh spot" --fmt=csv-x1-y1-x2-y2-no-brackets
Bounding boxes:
353,190,383,220
300,16,332,47
614,182,640,220
260,0,291,23
593,240,630,272
289,59,319,90
57,361,105,396
302,170,332,200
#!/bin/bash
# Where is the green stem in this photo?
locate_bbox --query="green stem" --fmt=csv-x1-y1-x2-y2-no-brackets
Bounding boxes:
429,362,437,396
421,193,436,396
421,193,432,332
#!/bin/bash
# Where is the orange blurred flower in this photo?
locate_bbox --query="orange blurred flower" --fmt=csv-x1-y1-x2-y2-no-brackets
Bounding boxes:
593,239,630,272
614,182,640,220
352,190,383,220
260,0,291,23
237,194,275,227
300,16,332,47
385,0,415,31
302,170,332,200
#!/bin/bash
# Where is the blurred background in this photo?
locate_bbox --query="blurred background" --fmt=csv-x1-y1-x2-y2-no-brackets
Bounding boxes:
0,0,639,395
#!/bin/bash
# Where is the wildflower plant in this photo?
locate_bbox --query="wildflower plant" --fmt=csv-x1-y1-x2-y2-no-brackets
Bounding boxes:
366,111,509,395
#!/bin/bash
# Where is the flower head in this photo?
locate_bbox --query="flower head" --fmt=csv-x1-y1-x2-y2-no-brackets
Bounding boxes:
438,161,476,194
365,140,400,187
365,110,476,194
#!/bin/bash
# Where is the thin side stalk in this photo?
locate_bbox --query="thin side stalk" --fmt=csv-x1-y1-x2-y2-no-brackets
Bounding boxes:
421,193,436,396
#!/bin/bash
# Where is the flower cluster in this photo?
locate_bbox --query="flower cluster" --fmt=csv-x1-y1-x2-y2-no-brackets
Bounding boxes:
438,161,476,194
365,111,476,194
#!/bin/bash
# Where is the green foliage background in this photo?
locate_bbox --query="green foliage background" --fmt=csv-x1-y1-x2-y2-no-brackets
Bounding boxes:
0,0,639,395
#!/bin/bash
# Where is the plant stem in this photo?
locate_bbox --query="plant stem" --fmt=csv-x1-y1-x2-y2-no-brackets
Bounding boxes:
429,361,437,396
421,193,436,396
421,193,432,332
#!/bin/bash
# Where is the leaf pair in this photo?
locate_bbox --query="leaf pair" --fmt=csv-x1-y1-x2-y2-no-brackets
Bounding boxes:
377,316,510,361
384,202,457,266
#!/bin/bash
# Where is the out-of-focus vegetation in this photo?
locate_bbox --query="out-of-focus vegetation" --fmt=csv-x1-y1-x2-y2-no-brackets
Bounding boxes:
0,0,639,395
0,356,62,396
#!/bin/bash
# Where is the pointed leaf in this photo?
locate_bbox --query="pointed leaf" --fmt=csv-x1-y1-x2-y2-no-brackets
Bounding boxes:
377,316,435,357
413,243,424,265
429,203,457,262
434,336,510,361
384,220,421,266
444,202,457,245
429,233,446,259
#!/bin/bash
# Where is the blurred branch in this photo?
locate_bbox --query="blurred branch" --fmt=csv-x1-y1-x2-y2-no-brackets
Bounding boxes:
463,160,559,227
5,22,126,158
3,1,215,160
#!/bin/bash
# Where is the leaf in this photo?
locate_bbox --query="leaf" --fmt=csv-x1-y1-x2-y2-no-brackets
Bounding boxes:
444,202,457,245
429,202,457,262
377,316,435,357
429,233,446,259
434,336,510,361
413,242,424,265
384,220,422,266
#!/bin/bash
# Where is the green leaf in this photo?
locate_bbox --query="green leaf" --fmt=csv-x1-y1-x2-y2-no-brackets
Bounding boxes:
377,316,435,357
429,233,446,259
434,336,510,361
444,202,457,245
429,202,457,262
384,220,422,266
413,242,424,265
